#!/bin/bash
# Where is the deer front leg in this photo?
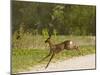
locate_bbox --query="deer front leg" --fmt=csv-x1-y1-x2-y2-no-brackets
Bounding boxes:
45,52,55,69
39,50,52,63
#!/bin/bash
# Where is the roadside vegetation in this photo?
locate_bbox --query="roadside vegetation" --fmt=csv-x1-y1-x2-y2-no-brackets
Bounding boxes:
12,1,96,73
12,35,95,73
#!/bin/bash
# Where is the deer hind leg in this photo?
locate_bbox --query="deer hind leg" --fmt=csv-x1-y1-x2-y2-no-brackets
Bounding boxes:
45,52,55,69
39,50,52,63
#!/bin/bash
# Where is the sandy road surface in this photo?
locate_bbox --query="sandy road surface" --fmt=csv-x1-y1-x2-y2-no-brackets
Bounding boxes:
19,54,95,73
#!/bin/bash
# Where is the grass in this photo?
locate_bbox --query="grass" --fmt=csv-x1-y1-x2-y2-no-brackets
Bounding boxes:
12,35,96,73
12,45,95,73
12,35,95,49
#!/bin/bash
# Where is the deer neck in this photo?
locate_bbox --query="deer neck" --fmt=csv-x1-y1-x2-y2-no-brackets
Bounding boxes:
48,41,54,48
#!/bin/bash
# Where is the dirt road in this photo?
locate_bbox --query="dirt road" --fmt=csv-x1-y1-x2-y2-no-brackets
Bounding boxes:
19,54,95,73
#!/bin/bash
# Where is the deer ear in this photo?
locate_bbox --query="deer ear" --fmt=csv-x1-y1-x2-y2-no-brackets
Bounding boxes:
48,32,51,37
49,35,51,38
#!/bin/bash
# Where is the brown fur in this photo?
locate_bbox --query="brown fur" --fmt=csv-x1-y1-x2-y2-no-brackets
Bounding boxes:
40,36,79,69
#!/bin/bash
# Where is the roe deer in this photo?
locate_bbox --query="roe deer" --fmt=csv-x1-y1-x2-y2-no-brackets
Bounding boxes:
39,36,79,69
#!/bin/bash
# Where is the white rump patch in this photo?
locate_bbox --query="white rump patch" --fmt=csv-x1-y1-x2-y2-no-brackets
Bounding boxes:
70,41,73,45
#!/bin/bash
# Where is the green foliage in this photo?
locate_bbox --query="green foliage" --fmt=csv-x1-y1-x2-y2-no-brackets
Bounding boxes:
53,29,57,38
12,49,48,73
12,35,96,73
42,28,49,38
12,1,96,35
52,5,64,21
12,34,95,49
12,1,96,73
13,31,34,49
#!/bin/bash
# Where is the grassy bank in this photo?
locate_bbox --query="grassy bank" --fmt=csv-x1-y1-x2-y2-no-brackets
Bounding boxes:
12,35,95,49
12,35,96,73
12,45,95,73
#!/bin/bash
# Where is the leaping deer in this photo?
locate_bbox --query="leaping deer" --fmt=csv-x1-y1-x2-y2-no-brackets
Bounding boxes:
39,35,79,69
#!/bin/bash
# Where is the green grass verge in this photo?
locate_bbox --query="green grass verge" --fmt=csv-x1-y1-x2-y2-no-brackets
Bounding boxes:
12,45,95,73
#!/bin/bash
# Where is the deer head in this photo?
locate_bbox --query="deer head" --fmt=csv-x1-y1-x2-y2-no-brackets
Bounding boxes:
45,35,51,43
